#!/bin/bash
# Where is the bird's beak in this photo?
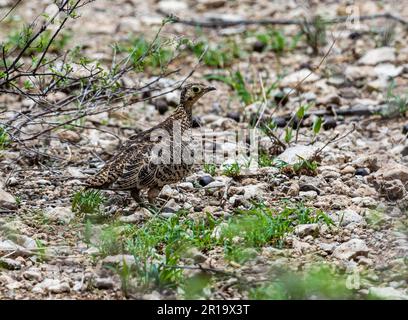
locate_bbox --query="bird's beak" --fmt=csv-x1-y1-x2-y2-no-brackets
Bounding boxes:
206,86,216,92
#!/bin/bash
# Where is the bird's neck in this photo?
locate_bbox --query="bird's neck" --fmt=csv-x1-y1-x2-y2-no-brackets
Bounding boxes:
174,103,192,123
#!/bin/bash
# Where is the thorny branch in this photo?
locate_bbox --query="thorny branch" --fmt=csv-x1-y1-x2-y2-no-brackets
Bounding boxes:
167,13,408,29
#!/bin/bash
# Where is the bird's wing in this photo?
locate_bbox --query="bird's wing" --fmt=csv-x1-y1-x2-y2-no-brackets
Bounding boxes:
111,145,156,190
85,117,173,189
84,149,130,189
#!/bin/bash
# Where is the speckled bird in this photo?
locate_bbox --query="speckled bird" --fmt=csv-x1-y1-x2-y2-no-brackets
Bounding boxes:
84,83,216,204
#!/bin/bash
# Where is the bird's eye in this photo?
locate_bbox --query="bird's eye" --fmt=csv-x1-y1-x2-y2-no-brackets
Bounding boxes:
192,86,200,93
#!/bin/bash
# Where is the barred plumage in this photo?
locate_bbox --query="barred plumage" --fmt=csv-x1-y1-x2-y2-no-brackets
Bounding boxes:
84,83,216,204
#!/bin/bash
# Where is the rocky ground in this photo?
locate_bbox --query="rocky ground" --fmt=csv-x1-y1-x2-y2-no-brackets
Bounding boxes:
1,0,408,299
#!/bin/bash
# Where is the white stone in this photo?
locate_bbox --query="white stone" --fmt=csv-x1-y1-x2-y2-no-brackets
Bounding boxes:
243,184,266,200
102,254,136,268
281,69,319,86
44,206,75,224
158,0,188,13
32,279,70,294
374,63,403,78
332,239,369,260
277,145,317,165
358,47,396,65
369,287,408,300
339,209,364,226
294,224,319,237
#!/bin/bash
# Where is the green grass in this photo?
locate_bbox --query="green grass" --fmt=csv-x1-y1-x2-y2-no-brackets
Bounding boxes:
222,162,241,177
203,163,217,176
4,26,71,56
383,82,408,117
72,189,106,215
221,201,332,263
92,210,221,293
249,264,355,299
189,38,244,68
300,15,327,54
0,126,10,150
116,35,174,71
255,29,301,54
258,150,274,167
89,200,334,297
281,158,319,176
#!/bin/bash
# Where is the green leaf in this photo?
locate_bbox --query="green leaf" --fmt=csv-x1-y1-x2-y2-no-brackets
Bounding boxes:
284,127,293,144
23,80,33,89
313,117,322,135
296,105,305,119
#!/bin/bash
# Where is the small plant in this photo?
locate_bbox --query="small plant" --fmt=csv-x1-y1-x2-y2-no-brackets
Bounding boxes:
71,189,105,215
383,82,408,117
0,126,10,150
35,239,47,262
222,162,241,177
249,264,355,299
83,219,93,246
94,210,221,295
258,150,274,167
189,38,243,68
222,201,332,263
377,23,396,47
203,163,217,176
255,29,301,54
300,15,327,54
281,157,319,177
206,71,253,105
116,35,174,71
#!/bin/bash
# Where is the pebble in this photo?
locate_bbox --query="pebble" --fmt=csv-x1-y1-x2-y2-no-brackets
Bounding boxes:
332,239,369,260
281,69,319,86
341,166,355,175
0,189,17,210
23,270,43,282
44,206,75,224
277,145,317,165
323,117,337,130
101,255,136,269
358,47,396,65
0,258,22,270
32,279,70,294
355,168,369,176
93,277,115,290
299,190,318,199
198,175,214,187
339,209,364,226
294,224,319,237
369,287,408,300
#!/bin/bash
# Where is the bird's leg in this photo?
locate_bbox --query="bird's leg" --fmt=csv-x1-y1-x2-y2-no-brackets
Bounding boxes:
130,189,143,204
147,187,161,204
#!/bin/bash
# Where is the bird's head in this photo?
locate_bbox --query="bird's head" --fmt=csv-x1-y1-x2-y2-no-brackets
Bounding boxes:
179,83,216,110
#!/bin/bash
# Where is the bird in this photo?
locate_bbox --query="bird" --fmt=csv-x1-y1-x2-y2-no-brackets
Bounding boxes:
84,82,216,205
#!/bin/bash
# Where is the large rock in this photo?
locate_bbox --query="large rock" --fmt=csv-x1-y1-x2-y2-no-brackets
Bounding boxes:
0,189,17,210
380,163,408,184
339,209,364,226
294,224,319,237
281,69,319,86
119,208,151,223
358,47,396,65
374,63,403,78
158,0,188,13
32,279,70,294
44,206,75,224
101,254,136,269
242,184,266,200
277,145,317,165
332,239,369,260
369,287,408,300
